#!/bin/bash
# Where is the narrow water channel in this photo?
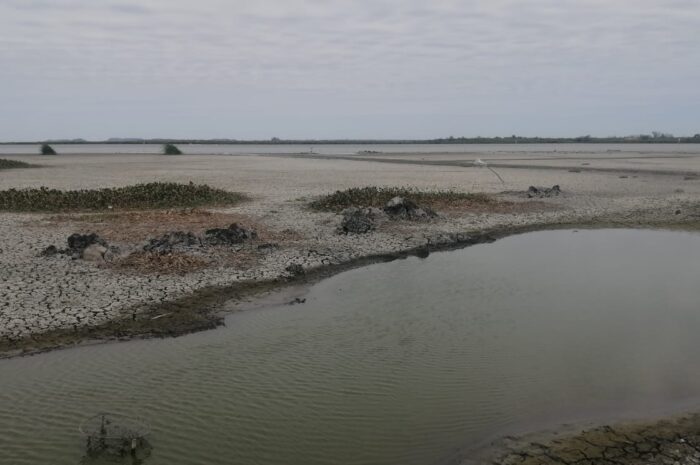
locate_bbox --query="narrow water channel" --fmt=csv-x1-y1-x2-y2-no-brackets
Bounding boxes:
2,229,700,465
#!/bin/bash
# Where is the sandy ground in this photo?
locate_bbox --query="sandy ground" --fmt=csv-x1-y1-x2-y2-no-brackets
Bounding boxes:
2,149,700,463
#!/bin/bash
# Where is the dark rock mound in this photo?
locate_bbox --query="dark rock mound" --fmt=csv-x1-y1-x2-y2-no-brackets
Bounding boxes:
285,263,305,276
339,207,378,234
40,245,59,257
41,233,114,260
527,185,561,198
67,233,107,253
383,196,437,220
205,223,257,245
144,231,201,254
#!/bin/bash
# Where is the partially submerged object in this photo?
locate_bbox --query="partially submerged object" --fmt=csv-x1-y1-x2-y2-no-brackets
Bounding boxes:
79,413,151,461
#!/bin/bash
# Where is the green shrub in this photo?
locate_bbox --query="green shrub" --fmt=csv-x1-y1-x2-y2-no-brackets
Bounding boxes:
163,143,183,155
0,182,247,212
0,159,33,170
309,186,492,212
41,144,57,155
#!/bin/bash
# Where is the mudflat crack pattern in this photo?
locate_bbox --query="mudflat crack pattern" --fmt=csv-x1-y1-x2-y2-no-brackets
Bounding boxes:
492,415,700,465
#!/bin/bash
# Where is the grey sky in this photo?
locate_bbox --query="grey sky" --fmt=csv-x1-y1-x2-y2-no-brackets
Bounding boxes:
1,0,699,140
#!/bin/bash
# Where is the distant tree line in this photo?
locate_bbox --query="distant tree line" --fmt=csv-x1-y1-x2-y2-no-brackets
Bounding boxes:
3,133,700,145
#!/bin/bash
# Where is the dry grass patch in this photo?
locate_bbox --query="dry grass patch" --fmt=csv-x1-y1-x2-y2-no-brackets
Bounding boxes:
112,247,260,275
42,208,302,244
112,251,212,275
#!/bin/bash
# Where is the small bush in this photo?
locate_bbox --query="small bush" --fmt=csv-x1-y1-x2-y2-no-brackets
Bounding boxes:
163,143,183,155
309,186,493,212
0,182,247,212
41,144,57,155
0,159,33,170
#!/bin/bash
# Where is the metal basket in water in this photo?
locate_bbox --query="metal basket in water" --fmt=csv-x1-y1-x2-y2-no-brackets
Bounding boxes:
79,413,151,460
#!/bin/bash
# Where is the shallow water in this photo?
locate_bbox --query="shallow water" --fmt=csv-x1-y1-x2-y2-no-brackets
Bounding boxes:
2,229,700,465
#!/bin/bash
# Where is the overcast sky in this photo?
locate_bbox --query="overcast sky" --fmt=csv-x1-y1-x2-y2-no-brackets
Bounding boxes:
1,0,699,140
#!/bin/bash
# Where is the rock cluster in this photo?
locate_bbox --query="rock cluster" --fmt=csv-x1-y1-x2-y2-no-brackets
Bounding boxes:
527,185,562,198
143,224,257,254
339,197,437,234
144,231,200,254
384,196,437,220
204,223,257,245
41,233,117,262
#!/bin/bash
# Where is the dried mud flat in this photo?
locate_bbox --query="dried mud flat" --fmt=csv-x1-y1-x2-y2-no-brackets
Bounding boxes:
1,151,699,352
3,149,700,464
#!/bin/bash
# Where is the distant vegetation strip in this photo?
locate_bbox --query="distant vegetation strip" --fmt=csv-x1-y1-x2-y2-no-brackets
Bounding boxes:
3,133,700,145
310,186,492,212
0,159,34,170
0,182,247,212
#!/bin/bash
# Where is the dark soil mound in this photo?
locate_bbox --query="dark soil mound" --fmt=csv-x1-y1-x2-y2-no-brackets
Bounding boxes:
204,223,257,245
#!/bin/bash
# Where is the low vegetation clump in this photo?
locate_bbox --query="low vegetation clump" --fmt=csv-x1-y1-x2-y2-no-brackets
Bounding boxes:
0,159,33,170
0,182,246,212
163,143,183,155
309,186,493,212
41,144,57,155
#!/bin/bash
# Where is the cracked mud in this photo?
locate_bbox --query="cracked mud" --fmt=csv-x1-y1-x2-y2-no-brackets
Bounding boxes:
485,414,700,465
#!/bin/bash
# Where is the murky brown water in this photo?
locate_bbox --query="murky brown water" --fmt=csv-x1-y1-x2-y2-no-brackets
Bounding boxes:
2,229,700,465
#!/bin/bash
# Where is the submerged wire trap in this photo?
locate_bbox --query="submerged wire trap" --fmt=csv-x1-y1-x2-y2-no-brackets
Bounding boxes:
79,413,152,462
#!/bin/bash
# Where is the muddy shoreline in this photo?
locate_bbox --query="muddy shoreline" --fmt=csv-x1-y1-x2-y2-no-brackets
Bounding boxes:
0,221,524,358
3,212,698,360
465,413,700,465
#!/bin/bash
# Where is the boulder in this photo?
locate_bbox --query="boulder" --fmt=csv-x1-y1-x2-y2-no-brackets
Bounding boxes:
67,233,107,255
205,223,257,246
82,244,108,262
383,196,437,220
384,196,418,217
41,233,113,260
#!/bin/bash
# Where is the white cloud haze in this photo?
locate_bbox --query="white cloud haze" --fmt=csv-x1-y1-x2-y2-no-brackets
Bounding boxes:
1,0,699,140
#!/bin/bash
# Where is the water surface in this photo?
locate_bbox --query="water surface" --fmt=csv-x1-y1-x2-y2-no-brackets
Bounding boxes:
2,229,700,465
